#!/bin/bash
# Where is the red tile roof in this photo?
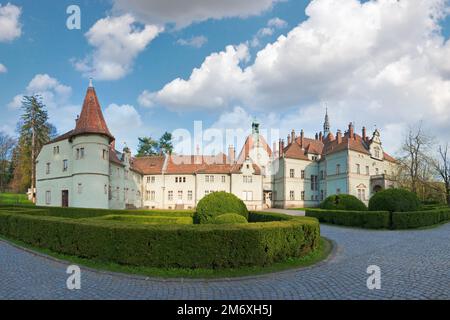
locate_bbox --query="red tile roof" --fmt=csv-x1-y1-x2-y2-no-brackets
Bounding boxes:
132,155,165,174
283,142,309,160
72,86,114,142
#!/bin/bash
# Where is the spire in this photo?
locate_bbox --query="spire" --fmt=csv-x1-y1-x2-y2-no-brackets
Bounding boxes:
89,77,93,88
72,84,114,142
252,118,260,135
323,107,330,136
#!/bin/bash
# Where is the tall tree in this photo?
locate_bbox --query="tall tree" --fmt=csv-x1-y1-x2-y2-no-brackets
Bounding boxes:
158,131,173,155
12,95,54,200
0,132,16,192
136,137,159,157
399,124,434,194
433,144,450,206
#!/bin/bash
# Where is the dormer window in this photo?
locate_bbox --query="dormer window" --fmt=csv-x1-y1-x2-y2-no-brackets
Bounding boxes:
374,147,381,159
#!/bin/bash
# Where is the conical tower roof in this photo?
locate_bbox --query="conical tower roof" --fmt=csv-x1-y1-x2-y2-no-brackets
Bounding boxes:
72,82,114,142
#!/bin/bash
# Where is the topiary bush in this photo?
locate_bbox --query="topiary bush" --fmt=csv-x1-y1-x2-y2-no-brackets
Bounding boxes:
320,194,367,211
369,188,420,213
212,213,248,224
195,191,248,224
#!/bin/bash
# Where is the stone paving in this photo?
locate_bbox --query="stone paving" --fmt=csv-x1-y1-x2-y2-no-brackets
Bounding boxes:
0,222,449,299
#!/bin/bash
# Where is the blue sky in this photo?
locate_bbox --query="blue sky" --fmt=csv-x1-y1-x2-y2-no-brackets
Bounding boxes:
1,0,449,155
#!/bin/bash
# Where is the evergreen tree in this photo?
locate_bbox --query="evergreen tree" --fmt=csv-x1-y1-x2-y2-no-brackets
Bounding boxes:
136,137,159,157
11,95,55,199
159,131,173,155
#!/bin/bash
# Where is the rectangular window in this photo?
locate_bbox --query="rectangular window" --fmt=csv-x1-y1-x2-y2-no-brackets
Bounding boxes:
150,191,155,201
243,175,253,183
222,176,226,183
175,177,178,183
168,191,173,201
301,191,305,200
301,170,305,179
109,186,112,200
45,191,51,204
289,191,295,201
356,164,360,175
320,170,324,180
77,183,82,194
336,164,341,175
210,175,214,183
205,175,209,183
242,191,253,201
46,163,50,174
63,159,68,172
188,190,193,201
102,149,107,160
178,190,183,200
104,184,107,195
366,166,370,175
321,190,324,201
290,169,294,178
336,188,341,195
376,168,379,175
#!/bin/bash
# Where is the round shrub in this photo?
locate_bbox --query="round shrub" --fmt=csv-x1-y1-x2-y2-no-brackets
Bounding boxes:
212,213,248,224
195,191,248,224
369,188,420,212
320,194,367,211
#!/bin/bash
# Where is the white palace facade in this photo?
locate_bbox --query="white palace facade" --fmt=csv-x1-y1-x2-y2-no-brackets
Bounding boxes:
36,84,398,210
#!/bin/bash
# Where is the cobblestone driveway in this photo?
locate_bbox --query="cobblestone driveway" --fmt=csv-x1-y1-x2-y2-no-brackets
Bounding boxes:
1,223,449,300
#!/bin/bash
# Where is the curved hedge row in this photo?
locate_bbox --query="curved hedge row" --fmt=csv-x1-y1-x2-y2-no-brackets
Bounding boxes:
305,209,390,229
305,207,450,229
0,209,320,269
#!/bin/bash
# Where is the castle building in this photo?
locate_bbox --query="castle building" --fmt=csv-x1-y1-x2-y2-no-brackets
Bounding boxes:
36,84,398,210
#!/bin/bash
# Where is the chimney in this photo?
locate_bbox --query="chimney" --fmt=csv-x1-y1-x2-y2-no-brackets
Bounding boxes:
281,139,285,156
300,129,304,147
273,142,277,157
315,133,319,140
319,131,323,141
337,130,342,144
228,145,236,164
349,122,354,139
362,126,367,141
110,140,115,151
291,129,295,144
75,115,79,124
287,135,291,145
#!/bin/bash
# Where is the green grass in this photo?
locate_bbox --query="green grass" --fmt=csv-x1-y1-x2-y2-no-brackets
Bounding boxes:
0,193,33,205
0,235,331,279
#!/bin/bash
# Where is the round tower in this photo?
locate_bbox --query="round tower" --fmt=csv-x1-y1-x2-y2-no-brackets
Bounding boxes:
70,81,114,209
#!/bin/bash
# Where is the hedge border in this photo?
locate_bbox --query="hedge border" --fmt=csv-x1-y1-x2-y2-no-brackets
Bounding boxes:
305,207,450,230
0,209,320,269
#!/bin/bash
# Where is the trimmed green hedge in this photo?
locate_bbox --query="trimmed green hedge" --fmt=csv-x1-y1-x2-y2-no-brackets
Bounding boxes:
212,213,248,224
195,191,249,224
392,208,450,229
0,209,320,269
306,208,390,229
305,207,450,229
320,194,367,211
369,188,420,212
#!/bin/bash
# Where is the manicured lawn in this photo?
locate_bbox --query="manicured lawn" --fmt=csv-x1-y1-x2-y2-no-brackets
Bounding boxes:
0,235,332,279
0,193,33,205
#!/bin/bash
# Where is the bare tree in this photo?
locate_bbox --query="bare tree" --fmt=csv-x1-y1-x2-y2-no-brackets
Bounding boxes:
400,123,434,194
0,132,16,192
433,144,450,206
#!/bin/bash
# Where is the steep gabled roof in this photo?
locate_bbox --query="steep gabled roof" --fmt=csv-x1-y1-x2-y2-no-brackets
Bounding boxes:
283,142,309,161
132,155,165,174
72,86,114,142
237,134,273,163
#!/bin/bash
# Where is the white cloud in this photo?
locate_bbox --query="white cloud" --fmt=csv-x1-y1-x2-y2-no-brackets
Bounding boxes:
74,14,162,81
176,35,208,48
147,0,450,152
7,74,78,135
251,17,287,47
0,63,7,73
104,103,149,152
151,44,251,111
112,0,280,29
0,3,22,42
137,90,155,108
